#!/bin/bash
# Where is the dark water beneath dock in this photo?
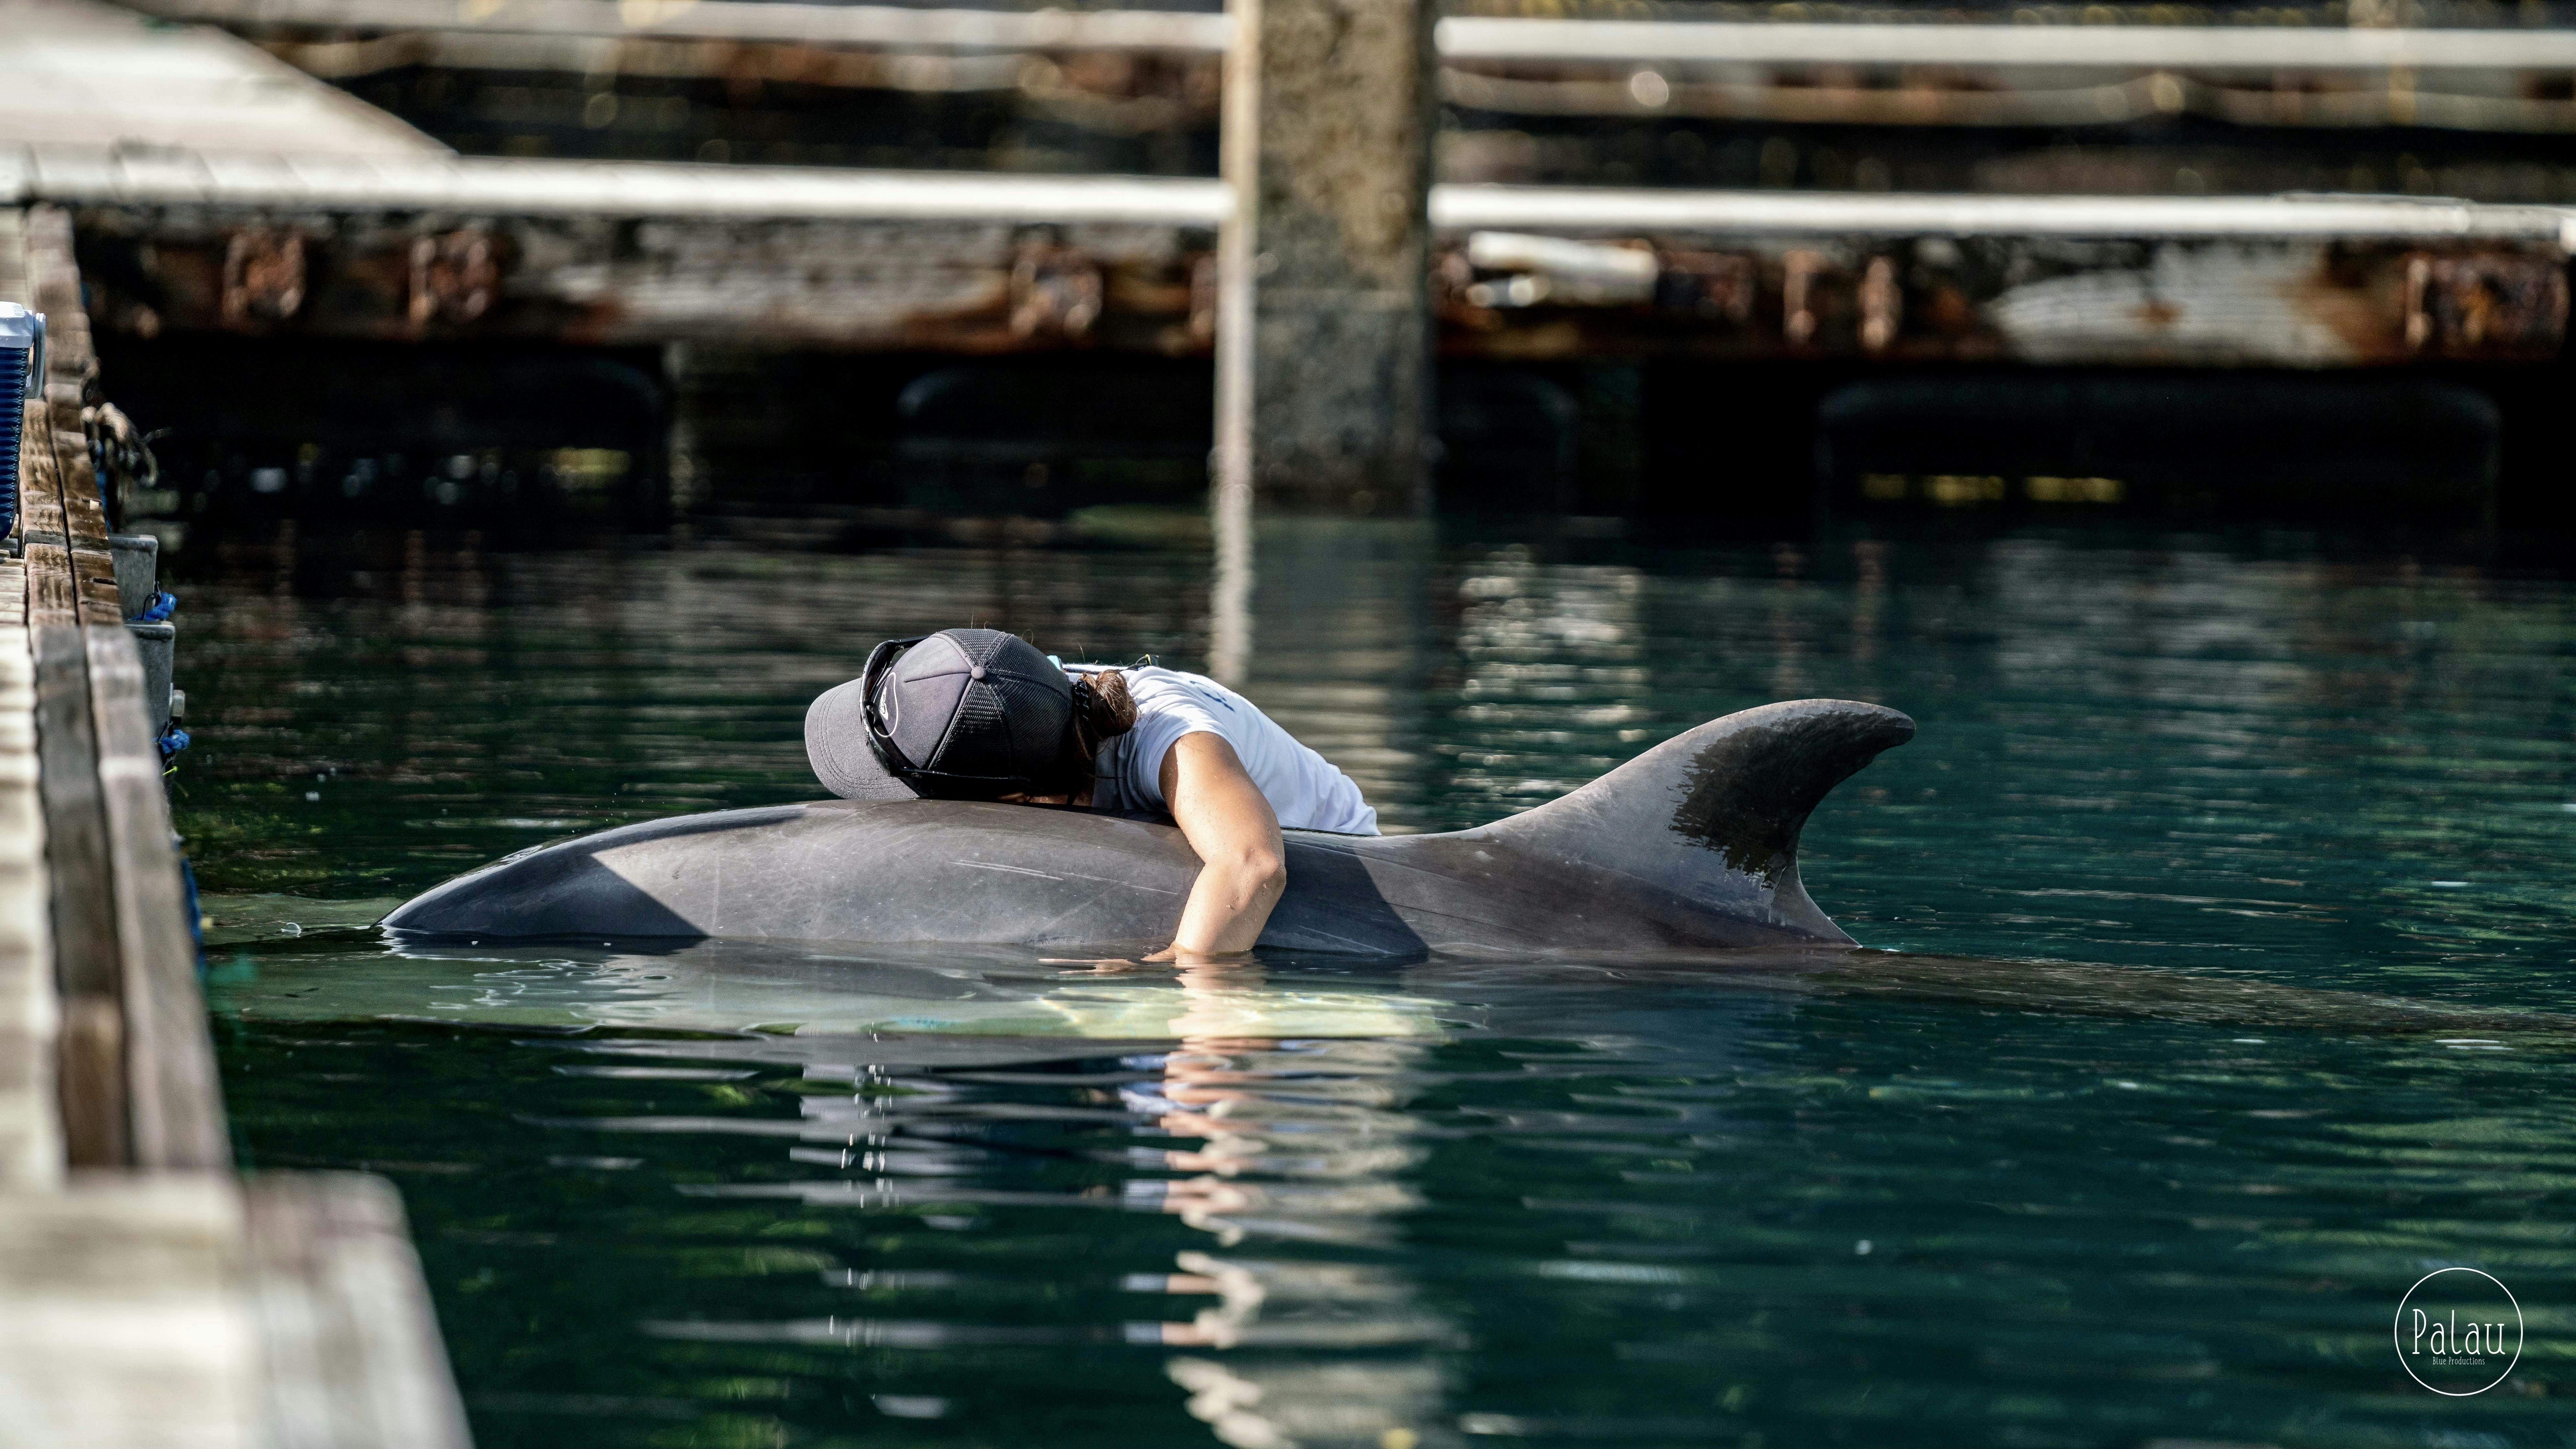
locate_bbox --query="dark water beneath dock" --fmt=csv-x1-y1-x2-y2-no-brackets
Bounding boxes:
179,520,2576,1448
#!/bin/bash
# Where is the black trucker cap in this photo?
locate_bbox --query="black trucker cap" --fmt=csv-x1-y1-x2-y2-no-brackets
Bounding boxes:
805,628,1075,801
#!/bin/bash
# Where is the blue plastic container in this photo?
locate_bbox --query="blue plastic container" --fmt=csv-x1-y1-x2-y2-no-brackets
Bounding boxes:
0,303,42,544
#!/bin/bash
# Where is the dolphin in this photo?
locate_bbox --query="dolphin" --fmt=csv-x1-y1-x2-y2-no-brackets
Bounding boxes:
381,698,1916,956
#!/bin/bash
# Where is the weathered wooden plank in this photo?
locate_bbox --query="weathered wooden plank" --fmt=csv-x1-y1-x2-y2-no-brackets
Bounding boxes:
0,0,443,160
22,541,73,623
16,208,130,1165
0,1176,470,1449
244,1173,474,1449
63,517,124,628
29,610,117,1165
0,593,59,1189
16,406,69,603
24,419,118,1178
0,1175,262,1449
6,216,72,1180
25,487,125,1167
0,208,25,306
25,206,91,378
26,209,119,582
52,995,121,1168
87,626,227,1170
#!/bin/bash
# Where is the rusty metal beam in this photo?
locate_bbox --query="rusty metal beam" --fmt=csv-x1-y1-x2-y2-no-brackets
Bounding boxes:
126,0,1235,54
23,133,2568,367
250,33,2576,136
60,204,2570,368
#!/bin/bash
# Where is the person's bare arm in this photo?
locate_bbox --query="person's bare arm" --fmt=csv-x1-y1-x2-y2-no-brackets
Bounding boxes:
1145,732,1286,961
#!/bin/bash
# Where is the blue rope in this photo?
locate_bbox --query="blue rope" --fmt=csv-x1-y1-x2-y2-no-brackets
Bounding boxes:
129,590,175,624
179,852,202,969
157,723,190,764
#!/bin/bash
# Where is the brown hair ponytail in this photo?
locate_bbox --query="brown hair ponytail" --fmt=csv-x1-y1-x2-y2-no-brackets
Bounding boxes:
1071,670,1138,759
1052,669,1138,792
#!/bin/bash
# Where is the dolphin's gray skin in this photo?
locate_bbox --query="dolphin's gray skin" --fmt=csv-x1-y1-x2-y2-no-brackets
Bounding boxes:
382,698,1915,955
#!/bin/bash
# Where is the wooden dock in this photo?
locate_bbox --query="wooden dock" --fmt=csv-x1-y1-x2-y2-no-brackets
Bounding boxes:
0,203,471,1447
0,0,439,157
5,0,2573,512
0,0,2561,369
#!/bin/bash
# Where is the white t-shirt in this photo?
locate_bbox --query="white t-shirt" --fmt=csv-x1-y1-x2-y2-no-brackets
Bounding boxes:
1074,666,1379,835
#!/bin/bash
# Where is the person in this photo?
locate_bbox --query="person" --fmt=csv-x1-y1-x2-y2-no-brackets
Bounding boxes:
803,628,1376,960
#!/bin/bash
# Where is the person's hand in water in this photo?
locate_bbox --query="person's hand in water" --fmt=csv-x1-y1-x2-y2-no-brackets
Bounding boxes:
1146,731,1286,961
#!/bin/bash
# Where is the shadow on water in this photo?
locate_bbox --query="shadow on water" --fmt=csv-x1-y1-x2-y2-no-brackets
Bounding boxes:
181,515,2576,1447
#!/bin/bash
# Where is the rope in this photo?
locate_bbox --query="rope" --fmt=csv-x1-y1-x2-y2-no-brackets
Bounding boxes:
129,590,176,624
178,850,202,967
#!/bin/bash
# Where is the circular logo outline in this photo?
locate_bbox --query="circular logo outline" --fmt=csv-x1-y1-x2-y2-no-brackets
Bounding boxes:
2393,1267,2523,1396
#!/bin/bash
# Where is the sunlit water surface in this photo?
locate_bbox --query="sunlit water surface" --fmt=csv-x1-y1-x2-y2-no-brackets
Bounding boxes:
178,520,2576,1448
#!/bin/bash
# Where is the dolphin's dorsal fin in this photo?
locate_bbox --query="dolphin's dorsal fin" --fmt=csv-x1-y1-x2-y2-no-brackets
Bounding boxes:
1468,699,1915,941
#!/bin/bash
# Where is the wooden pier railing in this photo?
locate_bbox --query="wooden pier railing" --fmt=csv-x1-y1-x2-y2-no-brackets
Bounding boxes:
0,201,473,1448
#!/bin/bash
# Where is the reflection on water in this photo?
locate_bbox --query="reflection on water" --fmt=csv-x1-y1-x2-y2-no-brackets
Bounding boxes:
1132,968,1454,1449
222,934,1456,1041
185,520,2576,1446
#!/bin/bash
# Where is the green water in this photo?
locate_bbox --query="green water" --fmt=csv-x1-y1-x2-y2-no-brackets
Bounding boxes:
180,521,2576,1448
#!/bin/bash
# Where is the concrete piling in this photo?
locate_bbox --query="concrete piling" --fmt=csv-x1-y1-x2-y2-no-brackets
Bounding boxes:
1208,0,1437,679
1213,0,1437,521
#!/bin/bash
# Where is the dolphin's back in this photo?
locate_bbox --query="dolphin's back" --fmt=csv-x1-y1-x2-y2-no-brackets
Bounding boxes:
386,801,1207,947
382,698,1915,955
